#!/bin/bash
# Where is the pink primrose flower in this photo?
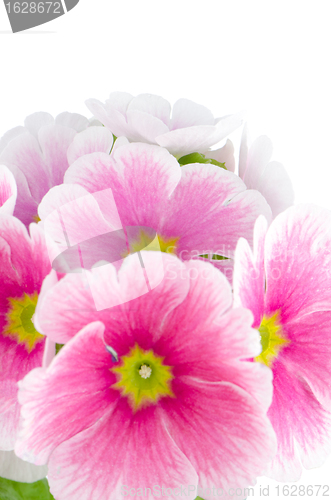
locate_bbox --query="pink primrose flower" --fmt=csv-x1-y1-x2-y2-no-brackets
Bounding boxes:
16,253,276,500
0,111,89,226
233,205,331,481
0,215,53,481
85,92,243,157
37,141,272,284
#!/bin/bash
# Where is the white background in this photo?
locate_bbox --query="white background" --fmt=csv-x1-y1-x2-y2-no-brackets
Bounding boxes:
1,1,331,497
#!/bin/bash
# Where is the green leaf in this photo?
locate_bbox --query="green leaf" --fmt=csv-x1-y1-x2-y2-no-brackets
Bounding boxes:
55,343,64,354
199,254,229,260
178,152,226,169
0,477,55,500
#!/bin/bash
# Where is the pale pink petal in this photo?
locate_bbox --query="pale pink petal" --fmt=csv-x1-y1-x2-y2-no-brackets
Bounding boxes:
258,160,295,217
204,139,235,172
265,360,331,481
6,163,37,226
37,124,76,186
106,91,134,113
15,322,116,465
233,215,268,327
238,122,249,179
48,405,198,500
162,377,276,495
0,380,19,450
55,112,89,132
85,98,132,138
156,111,244,157
170,98,214,129
38,184,89,220
0,165,17,215
41,337,56,369
24,112,54,137
264,204,331,322
0,450,47,483
0,132,49,202
67,127,114,165
34,271,98,343
240,133,273,186
0,126,26,154
128,93,171,127
127,110,170,142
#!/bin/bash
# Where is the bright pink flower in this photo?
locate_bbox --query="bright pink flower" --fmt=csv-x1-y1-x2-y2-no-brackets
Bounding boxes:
17,253,276,500
0,111,89,226
233,205,331,481
0,165,17,215
38,142,272,284
0,215,52,457
86,92,243,157
238,125,294,217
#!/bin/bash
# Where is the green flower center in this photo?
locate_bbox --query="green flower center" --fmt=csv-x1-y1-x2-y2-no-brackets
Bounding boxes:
122,229,179,257
111,344,174,411
3,292,44,352
255,312,289,367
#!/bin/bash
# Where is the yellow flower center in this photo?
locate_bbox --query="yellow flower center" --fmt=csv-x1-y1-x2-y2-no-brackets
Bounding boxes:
123,229,179,257
254,312,290,367
111,344,174,411
3,292,44,352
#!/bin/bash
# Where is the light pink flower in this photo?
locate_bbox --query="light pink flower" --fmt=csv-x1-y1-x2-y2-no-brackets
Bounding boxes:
17,253,276,500
0,111,89,226
85,92,243,157
233,205,331,481
0,165,17,215
38,142,272,284
0,215,53,484
238,125,294,218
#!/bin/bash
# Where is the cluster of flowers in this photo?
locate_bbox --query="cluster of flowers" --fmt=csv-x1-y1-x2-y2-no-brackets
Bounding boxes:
0,92,331,500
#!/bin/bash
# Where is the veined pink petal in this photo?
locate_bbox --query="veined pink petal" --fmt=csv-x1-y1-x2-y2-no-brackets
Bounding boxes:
265,359,331,481
162,377,276,495
65,145,181,229
48,404,198,500
15,322,117,465
0,165,17,215
264,204,331,322
161,164,271,260
67,127,114,165
282,311,331,411
0,450,47,483
35,252,190,345
233,215,268,327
